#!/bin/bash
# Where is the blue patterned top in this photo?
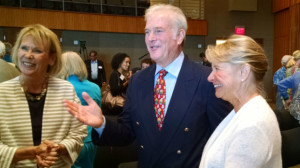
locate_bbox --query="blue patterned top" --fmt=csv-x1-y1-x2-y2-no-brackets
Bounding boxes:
273,66,286,85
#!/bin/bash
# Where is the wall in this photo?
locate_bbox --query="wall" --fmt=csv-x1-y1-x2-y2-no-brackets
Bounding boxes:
0,0,274,99
205,0,274,100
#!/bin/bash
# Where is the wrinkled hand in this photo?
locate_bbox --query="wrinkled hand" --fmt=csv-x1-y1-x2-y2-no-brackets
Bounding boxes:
63,92,104,128
35,140,59,168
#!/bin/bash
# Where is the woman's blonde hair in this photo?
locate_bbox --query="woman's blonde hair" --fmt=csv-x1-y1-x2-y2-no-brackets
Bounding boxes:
206,34,268,96
12,24,62,76
292,50,300,61
286,58,296,68
57,51,87,81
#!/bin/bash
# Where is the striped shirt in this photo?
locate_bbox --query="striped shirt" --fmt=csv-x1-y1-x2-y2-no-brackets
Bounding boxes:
0,77,87,168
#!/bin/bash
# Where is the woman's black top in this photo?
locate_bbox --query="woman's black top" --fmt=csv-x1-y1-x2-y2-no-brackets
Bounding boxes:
109,70,127,97
28,94,46,146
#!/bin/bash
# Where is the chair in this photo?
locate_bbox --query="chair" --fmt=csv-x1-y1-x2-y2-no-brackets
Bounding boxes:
282,127,300,167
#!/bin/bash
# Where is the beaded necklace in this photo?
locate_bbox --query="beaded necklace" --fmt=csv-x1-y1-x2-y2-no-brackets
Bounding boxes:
20,76,48,101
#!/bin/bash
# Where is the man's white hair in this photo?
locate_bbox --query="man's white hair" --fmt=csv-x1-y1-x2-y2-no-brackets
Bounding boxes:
281,55,293,66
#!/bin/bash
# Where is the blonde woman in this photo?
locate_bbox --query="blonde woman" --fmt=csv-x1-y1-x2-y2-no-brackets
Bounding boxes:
57,51,101,168
0,24,86,168
199,35,281,168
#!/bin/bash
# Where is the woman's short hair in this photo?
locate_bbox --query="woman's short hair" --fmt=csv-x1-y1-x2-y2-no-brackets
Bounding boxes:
141,58,153,67
206,34,268,95
12,24,62,76
111,53,130,71
145,4,187,38
0,41,5,58
57,51,87,81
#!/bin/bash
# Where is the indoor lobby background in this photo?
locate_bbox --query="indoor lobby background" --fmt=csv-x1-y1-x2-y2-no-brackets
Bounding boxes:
0,0,299,103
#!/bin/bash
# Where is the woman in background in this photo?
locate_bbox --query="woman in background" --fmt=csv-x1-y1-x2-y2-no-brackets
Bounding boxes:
104,52,131,115
199,35,281,168
57,51,101,168
0,24,86,168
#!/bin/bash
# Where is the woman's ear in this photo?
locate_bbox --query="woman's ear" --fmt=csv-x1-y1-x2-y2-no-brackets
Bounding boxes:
49,53,56,66
240,64,251,82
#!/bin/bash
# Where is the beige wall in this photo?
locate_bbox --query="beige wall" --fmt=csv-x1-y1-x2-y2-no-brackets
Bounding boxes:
205,0,274,100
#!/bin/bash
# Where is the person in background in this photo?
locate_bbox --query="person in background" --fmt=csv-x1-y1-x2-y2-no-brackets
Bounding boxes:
105,52,131,115
3,42,13,62
199,35,281,168
273,55,293,110
199,52,211,67
132,58,153,74
57,51,101,168
85,50,106,88
277,70,300,107
141,57,153,70
109,53,131,97
285,57,296,78
0,40,20,83
64,4,231,167
0,24,86,168
285,50,300,78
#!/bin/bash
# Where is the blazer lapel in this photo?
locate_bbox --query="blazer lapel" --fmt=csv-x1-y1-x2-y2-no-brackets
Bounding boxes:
157,56,200,154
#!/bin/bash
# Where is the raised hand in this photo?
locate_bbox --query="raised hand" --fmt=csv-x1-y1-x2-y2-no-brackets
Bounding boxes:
63,92,104,128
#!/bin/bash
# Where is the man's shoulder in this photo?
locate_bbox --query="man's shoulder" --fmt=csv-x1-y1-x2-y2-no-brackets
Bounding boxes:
182,58,212,77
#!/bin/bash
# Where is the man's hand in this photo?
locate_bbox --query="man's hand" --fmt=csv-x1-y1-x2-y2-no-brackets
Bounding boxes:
63,92,104,128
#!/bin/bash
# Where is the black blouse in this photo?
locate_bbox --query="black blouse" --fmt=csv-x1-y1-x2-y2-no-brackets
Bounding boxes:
28,94,46,146
109,70,127,97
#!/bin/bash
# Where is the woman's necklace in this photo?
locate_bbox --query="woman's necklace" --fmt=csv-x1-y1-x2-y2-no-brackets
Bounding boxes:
20,76,49,101
23,88,47,101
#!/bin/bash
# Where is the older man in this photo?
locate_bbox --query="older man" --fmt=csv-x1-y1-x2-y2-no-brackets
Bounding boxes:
64,4,231,167
273,55,293,110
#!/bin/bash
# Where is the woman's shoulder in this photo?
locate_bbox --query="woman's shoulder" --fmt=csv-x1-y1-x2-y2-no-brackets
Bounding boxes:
0,76,19,87
48,77,74,89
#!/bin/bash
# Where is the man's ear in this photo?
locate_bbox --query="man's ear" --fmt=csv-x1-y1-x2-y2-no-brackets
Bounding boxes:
177,29,186,45
240,64,251,82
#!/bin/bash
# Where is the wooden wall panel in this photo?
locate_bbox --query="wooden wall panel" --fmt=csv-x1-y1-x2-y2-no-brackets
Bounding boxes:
273,9,290,72
0,7,207,35
291,0,300,5
187,19,207,35
272,0,290,12
290,3,300,52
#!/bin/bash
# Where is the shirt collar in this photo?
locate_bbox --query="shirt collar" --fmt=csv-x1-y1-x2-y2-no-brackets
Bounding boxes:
91,60,97,63
155,51,184,78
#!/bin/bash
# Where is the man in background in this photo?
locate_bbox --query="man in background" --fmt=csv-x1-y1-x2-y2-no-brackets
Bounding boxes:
273,55,293,110
85,50,106,88
199,52,211,67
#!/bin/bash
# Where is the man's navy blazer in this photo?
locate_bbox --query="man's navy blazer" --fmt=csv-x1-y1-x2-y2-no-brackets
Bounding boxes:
85,59,106,88
92,55,232,168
